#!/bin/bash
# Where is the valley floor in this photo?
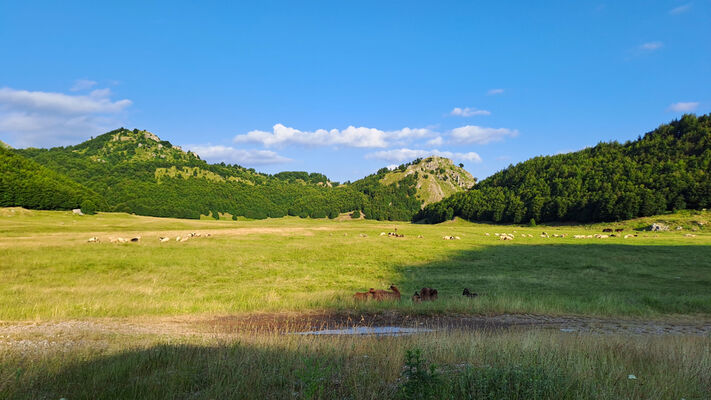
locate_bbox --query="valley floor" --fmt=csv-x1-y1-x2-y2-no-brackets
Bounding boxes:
1,208,710,399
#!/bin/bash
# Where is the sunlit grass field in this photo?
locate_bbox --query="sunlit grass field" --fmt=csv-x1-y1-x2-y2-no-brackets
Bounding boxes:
1,207,710,319
2,207,711,399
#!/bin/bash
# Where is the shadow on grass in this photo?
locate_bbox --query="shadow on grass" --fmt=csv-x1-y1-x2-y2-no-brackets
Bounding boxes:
385,243,711,316
3,341,587,400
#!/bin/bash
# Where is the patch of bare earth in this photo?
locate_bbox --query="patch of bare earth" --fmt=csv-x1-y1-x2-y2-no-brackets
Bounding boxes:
2,313,709,349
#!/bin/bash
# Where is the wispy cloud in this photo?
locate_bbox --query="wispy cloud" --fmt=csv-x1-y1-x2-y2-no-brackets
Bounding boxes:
426,136,443,146
0,87,131,114
669,3,691,15
449,107,491,117
639,41,663,51
450,125,519,144
668,101,699,112
0,86,131,147
70,79,98,92
487,88,504,95
233,124,433,148
186,145,291,165
366,148,482,163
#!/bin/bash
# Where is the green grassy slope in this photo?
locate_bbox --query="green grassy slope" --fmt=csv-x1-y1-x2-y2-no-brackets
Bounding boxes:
379,156,476,206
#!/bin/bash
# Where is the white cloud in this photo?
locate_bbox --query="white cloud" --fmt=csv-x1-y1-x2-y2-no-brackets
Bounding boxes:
233,123,432,148
669,4,691,15
668,101,699,112
450,107,491,117
0,87,131,114
639,41,663,51
70,79,98,92
366,148,482,163
0,87,132,147
426,136,443,146
450,125,518,144
487,88,504,95
186,145,291,165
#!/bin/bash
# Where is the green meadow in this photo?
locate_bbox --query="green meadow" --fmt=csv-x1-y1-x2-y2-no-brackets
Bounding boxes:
1,208,710,319
1,208,710,399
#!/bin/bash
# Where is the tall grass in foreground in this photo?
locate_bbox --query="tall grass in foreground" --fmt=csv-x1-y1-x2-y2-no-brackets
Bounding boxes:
1,330,709,399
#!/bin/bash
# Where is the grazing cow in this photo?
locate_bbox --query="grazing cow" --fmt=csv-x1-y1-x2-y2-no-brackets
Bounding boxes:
372,285,401,301
485,233,490,236
117,237,128,243
462,288,478,298
615,228,624,232
602,228,613,233
380,232,387,236
159,237,170,242
353,290,373,301
87,237,99,243
130,236,141,242
417,287,438,301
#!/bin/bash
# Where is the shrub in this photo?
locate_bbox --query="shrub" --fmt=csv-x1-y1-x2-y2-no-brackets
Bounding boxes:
529,218,536,227
398,349,441,400
80,200,97,215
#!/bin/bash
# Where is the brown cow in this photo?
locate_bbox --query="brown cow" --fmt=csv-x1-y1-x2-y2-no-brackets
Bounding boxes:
417,287,439,301
372,285,401,301
353,290,373,301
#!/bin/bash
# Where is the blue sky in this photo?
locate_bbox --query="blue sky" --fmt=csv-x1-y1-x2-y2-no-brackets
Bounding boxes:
1,1,709,182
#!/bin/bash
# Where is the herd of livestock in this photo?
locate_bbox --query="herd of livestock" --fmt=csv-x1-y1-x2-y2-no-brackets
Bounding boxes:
353,285,479,303
85,225,698,244
86,232,211,243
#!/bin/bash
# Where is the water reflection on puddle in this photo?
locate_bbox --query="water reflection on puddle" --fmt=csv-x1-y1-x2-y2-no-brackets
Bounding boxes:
296,326,435,336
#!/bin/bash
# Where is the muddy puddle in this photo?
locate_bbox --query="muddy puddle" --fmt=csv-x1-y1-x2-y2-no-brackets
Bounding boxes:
295,326,435,336
202,312,711,336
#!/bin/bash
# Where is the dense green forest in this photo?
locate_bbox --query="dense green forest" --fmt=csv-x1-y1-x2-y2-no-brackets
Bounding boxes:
9,128,427,220
0,147,106,212
416,114,711,224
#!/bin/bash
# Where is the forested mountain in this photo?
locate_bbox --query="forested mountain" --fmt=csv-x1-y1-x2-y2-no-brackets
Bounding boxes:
0,147,105,212
8,128,472,220
416,114,711,224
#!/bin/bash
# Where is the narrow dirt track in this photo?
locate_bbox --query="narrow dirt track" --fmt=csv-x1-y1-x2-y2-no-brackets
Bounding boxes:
1,312,710,344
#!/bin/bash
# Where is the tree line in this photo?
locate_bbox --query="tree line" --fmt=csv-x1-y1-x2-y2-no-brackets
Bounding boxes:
416,114,711,224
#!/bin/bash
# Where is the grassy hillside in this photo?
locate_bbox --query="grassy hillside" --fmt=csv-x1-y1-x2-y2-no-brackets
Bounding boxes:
14,128,467,221
418,114,711,224
379,156,476,206
1,207,709,319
